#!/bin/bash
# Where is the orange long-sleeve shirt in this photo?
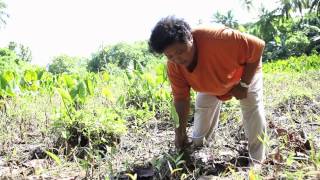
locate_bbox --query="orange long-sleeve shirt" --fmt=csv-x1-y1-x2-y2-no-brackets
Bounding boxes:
167,26,265,101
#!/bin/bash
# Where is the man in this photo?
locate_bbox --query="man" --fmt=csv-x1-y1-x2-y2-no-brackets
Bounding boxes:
148,16,266,164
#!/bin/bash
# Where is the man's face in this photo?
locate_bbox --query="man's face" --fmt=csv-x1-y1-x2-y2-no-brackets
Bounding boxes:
163,40,194,67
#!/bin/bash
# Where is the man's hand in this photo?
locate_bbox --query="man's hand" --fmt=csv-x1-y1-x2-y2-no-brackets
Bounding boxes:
229,83,248,100
175,129,192,150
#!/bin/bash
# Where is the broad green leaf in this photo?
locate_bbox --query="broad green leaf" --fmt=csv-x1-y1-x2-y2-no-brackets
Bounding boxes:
143,73,155,86
77,81,87,100
3,71,15,82
65,75,76,89
102,72,110,82
155,63,166,84
24,70,37,83
0,75,7,89
40,72,53,82
4,87,15,97
85,78,94,95
70,88,78,99
36,69,45,80
102,86,112,99
30,83,39,91
117,95,126,107
170,102,179,128
57,88,72,103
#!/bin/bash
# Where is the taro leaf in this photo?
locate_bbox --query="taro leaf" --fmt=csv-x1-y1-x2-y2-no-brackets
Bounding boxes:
102,72,110,82
170,102,179,128
3,71,15,82
102,86,112,99
77,81,87,100
24,70,37,83
57,88,72,104
85,78,94,95
70,88,78,99
64,75,76,89
155,63,167,84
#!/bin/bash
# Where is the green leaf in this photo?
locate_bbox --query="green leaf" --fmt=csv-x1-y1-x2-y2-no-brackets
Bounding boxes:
70,88,78,99
24,70,37,83
3,71,15,82
57,88,72,104
102,86,112,99
0,75,8,89
85,78,94,95
77,81,87,100
125,173,137,180
63,75,76,89
45,150,62,165
170,102,179,128
102,72,110,82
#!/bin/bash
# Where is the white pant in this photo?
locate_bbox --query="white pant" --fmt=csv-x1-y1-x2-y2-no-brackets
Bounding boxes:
192,72,266,162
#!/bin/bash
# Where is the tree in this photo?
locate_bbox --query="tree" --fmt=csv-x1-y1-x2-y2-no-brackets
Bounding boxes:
211,10,239,29
0,48,19,72
277,0,320,19
48,55,87,74
307,0,320,15
87,41,160,72
0,0,8,28
246,7,280,42
17,44,32,62
8,42,32,62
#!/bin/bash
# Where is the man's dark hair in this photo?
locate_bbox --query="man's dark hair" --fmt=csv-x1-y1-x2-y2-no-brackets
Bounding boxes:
149,16,192,54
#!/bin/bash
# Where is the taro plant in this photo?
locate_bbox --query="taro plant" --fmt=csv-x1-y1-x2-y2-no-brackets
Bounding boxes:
122,63,171,125
0,70,18,98
53,72,126,157
20,69,39,92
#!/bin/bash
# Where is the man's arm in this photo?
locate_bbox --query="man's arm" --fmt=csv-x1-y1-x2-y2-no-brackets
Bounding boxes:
230,31,265,99
174,99,191,149
241,58,261,85
229,59,261,99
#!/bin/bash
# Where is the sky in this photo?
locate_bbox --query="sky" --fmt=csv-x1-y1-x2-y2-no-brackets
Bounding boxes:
0,0,278,66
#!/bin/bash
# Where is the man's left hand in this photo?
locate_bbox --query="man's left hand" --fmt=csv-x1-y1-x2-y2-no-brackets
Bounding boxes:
229,83,248,100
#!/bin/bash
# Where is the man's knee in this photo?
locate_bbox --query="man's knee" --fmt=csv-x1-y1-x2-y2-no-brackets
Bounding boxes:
195,93,219,108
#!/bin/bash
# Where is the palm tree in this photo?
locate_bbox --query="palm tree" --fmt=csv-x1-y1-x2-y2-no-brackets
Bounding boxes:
247,7,280,42
278,0,320,18
278,0,303,19
211,10,239,29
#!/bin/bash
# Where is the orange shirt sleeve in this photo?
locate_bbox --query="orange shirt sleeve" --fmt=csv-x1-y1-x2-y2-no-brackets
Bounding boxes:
167,61,190,101
238,31,265,64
